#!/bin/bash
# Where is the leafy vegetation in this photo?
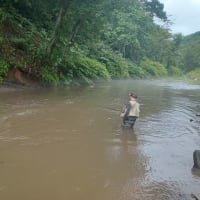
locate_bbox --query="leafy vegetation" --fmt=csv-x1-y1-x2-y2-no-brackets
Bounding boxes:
0,0,199,85
187,68,200,80
140,58,167,77
168,66,183,77
0,56,9,83
64,55,110,84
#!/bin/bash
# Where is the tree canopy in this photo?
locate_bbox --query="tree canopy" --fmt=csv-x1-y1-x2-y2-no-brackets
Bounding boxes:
0,0,199,85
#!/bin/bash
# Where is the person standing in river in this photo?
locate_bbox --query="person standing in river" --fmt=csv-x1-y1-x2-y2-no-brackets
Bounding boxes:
121,92,140,128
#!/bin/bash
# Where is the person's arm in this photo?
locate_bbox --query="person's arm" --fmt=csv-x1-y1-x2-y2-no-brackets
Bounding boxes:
124,102,131,118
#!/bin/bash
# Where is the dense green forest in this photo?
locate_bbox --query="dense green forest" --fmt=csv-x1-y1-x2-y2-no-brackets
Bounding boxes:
0,0,199,85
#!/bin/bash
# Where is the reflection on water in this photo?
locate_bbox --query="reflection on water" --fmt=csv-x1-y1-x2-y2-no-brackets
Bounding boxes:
0,80,200,200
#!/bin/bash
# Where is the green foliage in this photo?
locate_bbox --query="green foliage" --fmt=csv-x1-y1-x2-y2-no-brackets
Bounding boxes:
64,55,110,84
39,66,59,85
140,58,167,77
144,0,167,21
101,53,129,79
88,43,129,78
101,0,155,62
0,57,9,83
177,32,200,73
0,6,42,72
180,31,200,48
2,0,191,86
168,66,183,76
187,68,200,80
128,62,145,78
182,41,200,72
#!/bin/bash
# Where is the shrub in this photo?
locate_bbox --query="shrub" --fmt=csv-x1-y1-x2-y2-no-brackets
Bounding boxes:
168,66,183,76
39,66,59,85
128,62,145,78
106,57,129,79
63,55,110,84
187,68,200,80
89,43,129,78
0,57,9,83
140,58,168,77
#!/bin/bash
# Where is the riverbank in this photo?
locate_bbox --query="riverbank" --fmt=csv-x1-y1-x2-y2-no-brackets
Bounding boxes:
1,76,200,91
0,79,43,92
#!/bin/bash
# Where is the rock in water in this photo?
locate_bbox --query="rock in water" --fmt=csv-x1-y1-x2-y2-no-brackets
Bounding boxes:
192,193,200,200
196,113,200,117
193,150,200,169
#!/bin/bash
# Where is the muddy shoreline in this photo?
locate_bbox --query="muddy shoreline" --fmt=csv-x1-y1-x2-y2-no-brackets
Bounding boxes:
0,80,42,92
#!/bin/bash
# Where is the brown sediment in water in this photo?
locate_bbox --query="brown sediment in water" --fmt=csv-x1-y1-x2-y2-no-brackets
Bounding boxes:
0,80,200,200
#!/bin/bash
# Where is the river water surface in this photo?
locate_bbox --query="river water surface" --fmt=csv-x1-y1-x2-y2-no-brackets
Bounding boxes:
0,80,200,200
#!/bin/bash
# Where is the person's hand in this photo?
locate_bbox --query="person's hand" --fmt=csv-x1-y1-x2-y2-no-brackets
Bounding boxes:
120,113,124,117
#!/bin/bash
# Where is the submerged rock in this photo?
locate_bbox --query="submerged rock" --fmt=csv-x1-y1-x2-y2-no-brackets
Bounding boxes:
196,113,200,117
193,150,200,169
192,193,200,200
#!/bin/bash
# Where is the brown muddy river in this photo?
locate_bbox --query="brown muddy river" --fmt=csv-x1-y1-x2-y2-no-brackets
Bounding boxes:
0,80,200,200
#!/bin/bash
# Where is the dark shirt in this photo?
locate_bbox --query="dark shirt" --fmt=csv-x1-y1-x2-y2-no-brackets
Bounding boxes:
124,102,131,119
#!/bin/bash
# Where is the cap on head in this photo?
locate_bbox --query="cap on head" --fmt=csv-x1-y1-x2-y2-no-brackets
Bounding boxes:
129,92,137,99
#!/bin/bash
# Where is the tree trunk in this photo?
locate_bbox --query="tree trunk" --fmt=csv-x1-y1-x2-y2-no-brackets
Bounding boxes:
47,0,71,57
69,19,81,45
61,19,81,61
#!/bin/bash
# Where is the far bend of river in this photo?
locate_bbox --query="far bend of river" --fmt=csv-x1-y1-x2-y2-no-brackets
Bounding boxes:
0,80,200,200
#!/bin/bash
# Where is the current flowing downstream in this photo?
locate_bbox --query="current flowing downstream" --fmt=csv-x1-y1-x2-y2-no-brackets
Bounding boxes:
0,80,200,200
